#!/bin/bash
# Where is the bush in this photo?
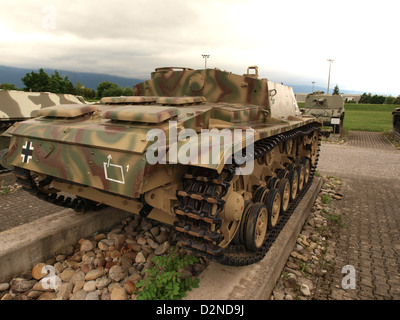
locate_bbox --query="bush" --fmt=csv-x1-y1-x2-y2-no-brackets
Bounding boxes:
136,247,200,300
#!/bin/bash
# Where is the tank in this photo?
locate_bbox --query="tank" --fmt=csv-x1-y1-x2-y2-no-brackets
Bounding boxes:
0,90,86,170
393,107,400,141
4,66,321,266
301,91,345,135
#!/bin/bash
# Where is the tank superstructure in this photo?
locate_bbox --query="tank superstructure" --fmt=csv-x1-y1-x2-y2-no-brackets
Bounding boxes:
0,90,86,169
5,66,321,265
301,91,345,134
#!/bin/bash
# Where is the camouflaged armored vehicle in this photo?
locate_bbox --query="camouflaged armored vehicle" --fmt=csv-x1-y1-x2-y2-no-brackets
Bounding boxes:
393,107,400,141
301,91,345,135
0,90,85,170
5,66,321,266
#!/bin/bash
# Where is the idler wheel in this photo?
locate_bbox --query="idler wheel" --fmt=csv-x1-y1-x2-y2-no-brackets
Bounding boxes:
265,188,281,230
245,202,269,251
277,178,290,213
288,169,299,202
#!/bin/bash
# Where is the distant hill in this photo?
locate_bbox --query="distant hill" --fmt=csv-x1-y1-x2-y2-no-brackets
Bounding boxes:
288,84,365,95
0,65,144,90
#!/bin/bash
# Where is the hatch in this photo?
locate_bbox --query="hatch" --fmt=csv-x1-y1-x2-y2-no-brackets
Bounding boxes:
37,104,98,118
102,105,179,123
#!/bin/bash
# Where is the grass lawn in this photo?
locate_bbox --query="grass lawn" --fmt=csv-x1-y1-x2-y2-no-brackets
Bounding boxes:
343,103,394,132
298,102,395,132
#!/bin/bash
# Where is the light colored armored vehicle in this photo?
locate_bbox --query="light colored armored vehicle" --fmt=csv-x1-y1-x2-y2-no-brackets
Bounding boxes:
301,91,345,135
393,107,400,141
4,66,321,265
0,90,85,170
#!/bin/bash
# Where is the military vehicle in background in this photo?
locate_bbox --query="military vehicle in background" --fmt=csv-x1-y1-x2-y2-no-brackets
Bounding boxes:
4,66,321,266
393,107,400,141
0,90,86,170
301,91,345,135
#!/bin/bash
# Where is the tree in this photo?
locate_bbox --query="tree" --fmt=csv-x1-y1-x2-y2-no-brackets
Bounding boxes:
385,96,395,105
48,70,64,93
370,94,385,104
21,69,75,94
359,92,371,104
97,81,118,99
75,81,96,99
332,84,340,95
0,83,19,91
22,68,50,92
96,81,132,98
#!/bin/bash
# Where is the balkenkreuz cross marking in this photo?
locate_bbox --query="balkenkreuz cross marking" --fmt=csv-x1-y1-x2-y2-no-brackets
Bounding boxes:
21,141,34,163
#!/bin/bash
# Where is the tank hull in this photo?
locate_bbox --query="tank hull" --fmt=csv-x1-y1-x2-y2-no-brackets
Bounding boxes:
5,67,321,265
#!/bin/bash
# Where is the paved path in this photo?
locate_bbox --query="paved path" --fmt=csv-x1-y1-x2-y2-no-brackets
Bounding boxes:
315,131,400,299
0,173,61,232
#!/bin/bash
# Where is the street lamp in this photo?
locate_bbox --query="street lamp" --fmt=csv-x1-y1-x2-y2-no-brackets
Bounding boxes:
327,59,334,94
202,54,210,69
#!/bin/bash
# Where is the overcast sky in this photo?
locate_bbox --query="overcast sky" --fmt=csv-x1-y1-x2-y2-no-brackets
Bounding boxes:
0,0,399,95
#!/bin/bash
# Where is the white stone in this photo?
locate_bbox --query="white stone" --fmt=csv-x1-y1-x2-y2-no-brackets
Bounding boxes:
85,291,100,300
94,277,108,290
80,239,94,252
300,284,311,296
83,280,97,292
135,252,146,263
154,241,170,255
0,283,10,292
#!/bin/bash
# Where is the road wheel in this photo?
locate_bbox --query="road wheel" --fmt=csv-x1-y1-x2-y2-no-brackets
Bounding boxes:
296,164,305,192
277,178,290,213
265,188,281,230
288,169,299,202
245,203,268,251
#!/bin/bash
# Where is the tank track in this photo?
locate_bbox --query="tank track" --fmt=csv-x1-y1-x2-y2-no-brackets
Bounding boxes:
12,168,105,212
173,124,321,266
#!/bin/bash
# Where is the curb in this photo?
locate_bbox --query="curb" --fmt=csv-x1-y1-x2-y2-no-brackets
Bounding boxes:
185,177,323,300
0,207,132,282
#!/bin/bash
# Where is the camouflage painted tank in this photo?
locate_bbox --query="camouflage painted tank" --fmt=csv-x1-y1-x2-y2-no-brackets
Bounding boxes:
393,107,400,141
0,90,86,170
5,66,321,265
301,91,345,135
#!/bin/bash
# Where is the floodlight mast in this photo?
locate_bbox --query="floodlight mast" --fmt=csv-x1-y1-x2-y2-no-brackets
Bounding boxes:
327,59,334,94
202,54,210,69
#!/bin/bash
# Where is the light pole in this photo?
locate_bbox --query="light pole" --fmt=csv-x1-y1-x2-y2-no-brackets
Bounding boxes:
327,59,334,94
202,54,210,69
312,81,315,92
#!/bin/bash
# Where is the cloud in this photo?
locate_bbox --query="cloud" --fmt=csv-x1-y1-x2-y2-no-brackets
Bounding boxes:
0,0,399,95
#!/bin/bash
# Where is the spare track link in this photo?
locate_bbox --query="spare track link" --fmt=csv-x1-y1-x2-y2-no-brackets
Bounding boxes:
174,124,321,266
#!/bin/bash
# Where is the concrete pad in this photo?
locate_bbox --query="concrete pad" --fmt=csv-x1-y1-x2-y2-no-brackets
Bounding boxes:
0,207,132,282
185,177,322,300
